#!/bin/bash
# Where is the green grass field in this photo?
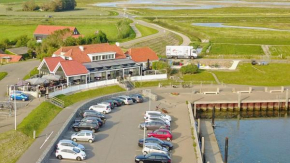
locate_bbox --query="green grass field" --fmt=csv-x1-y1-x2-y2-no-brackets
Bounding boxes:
135,24,158,37
269,46,290,57
182,71,216,82
0,72,8,80
209,44,264,55
214,63,290,86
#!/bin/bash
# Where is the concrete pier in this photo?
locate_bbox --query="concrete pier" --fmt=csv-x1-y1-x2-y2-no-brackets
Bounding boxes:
200,120,224,163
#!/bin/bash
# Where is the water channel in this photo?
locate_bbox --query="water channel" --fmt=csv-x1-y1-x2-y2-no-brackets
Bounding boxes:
192,23,290,32
201,111,290,163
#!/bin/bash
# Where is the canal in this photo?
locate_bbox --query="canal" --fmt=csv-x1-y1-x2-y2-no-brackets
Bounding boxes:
210,114,290,163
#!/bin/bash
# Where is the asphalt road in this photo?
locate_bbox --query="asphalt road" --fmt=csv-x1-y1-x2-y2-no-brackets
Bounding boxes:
0,60,40,99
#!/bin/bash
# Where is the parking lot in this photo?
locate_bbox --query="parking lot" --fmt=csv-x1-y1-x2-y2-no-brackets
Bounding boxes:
48,94,195,163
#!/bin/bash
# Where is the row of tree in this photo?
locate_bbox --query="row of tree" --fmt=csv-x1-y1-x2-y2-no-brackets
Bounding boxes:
0,29,108,59
23,0,76,12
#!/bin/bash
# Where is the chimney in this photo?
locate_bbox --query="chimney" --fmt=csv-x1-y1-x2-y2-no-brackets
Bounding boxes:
115,42,120,47
79,46,84,51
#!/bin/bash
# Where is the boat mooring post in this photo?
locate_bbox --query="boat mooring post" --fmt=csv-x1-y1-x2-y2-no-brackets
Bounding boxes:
286,89,289,110
212,106,215,128
225,137,229,163
238,92,241,110
198,118,201,139
201,137,205,161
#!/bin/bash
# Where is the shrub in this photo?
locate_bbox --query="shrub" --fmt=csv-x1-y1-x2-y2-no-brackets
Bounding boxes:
180,64,199,74
152,61,169,70
116,19,135,39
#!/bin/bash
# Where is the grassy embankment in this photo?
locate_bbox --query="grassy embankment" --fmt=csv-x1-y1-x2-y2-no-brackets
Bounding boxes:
0,85,125,163
22,67,39,80
132,7,290,57
0,72,8,80
135,24,158,37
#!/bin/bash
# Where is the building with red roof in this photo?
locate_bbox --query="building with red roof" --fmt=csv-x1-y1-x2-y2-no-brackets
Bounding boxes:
0,54,22,64
34,25,82,43
125,47,159,69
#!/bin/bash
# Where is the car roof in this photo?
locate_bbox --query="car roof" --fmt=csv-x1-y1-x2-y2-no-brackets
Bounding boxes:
144,143,159,146
59,139,73,143
149,152,168,156
146,111,162,114
79,130,93,133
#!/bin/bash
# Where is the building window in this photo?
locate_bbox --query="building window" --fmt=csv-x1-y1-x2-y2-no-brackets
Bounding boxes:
92,54,115,61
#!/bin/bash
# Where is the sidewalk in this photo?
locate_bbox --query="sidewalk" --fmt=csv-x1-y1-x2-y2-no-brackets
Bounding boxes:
0,97,45,134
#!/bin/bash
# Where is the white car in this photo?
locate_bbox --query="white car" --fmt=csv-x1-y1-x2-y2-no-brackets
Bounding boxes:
56,139,85,151
118,96,133,105
142,143,170,156
144,111,172,122
145,116,170,126
56,147,86,161
89,103,111,114
71,130,95,143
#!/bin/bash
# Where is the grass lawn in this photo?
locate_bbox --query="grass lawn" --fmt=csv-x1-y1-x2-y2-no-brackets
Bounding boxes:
134,80,173,88
209,44,264,55
57,85,125,107
0,72,8,80
135,24,158,37
23,67,39,80
269,46,290,57
214,63,290,86
182,71,216,83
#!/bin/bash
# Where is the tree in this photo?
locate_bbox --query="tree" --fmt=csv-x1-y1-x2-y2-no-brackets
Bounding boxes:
152,61,169,70
64,36,76,46
15,35,30,47
22,0,39,11
180,64,199,74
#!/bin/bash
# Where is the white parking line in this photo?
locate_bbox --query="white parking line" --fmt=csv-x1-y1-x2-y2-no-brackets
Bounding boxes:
49,158,86,163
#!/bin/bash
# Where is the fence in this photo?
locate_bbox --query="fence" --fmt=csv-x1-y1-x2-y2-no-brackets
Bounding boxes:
130,74,167,81
49,79,118,98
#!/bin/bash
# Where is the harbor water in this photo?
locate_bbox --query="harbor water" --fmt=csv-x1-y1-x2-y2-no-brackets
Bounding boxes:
214,117,290,163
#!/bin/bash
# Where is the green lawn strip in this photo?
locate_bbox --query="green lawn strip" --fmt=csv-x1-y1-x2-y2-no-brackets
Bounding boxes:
209,44,264,55
182,71,216,83
135,24,158,37
23,67,39,80
214,63,290,86
269,46,290,57
0,72,8,80
57,85,125,107
134,80,173,88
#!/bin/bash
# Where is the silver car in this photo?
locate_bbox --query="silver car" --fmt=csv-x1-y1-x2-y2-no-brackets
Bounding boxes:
142,143,170,156
71,130,95,143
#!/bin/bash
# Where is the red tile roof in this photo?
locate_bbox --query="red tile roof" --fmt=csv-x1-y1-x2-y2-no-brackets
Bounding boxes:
58,60,88,76
125,47,159,63
0,54,22,62
44,57,64,72
34,25,76,35
53,43,126,63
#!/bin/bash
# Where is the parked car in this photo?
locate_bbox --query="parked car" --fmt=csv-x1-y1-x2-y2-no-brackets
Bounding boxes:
56,147,86,161
82,110,106,122
72,122,99,133
77,117,104,127
118,96,133,105
135,152,171,163
71,130,95,143
100,101,114,109
147,129,173,141
111,97,125,105
130,94,144,103
145,116,170,126
10,91,29,101
139,121,170,130
106,99,122,107
144,111,172,122
89,104,111,114
56,139,85,151
138,137,173,150
142,143,169,156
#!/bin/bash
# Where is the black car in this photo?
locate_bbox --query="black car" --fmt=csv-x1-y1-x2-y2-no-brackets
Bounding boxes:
75,117,104,127
72,122,99,133
138,137,173,150
112,97,125,105
135,153,171,163
106,99,122,107
82,110,106,122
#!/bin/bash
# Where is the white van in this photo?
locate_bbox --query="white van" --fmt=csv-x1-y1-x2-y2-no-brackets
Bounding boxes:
89,103,111,114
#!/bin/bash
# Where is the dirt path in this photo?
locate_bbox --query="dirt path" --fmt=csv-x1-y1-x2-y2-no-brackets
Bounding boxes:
261,45,271,57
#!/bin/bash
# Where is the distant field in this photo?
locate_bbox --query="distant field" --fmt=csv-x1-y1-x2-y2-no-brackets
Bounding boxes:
210,44,264,55
214,63,290,86
269,46,290,57
135,24,158,37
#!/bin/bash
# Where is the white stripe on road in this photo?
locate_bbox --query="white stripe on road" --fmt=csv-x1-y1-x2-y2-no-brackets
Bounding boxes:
40,131,54,149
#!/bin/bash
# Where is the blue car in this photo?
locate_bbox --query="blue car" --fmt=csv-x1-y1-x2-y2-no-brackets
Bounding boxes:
10,92,29,101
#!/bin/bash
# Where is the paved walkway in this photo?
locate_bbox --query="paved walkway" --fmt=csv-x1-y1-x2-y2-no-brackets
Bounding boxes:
0,60,40,99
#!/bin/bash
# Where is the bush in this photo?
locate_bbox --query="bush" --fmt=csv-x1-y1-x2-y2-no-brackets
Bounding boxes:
180,64,199,74
116,19,135,39
152,61,169,70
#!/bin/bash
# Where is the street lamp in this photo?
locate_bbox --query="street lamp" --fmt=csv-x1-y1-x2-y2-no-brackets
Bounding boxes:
11,85,17,130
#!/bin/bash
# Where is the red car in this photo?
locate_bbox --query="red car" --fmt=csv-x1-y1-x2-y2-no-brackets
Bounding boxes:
147,129,173,141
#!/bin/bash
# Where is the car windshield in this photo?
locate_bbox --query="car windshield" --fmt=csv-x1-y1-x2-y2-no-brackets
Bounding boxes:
137,96,142,98
128,98,132,100
73,148,80,153
72,141,78,146
156,144,162,149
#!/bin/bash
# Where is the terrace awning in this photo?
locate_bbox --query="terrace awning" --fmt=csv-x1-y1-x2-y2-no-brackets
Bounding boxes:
83,59,137,70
